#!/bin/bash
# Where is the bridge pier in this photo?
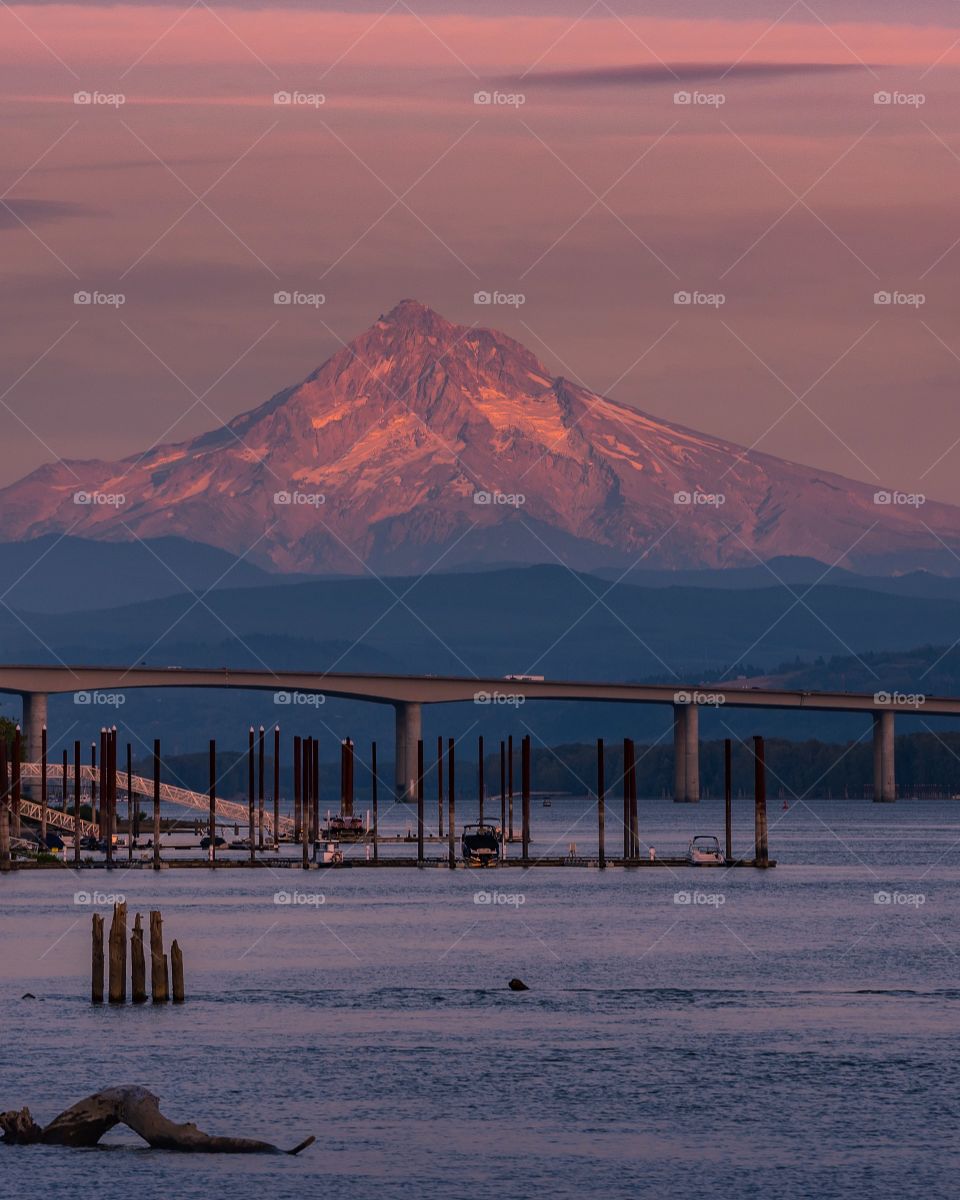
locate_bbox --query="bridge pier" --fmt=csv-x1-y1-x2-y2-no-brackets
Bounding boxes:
394,701,421,803
673,703,700,803
20,692,47,798
873,711,896,802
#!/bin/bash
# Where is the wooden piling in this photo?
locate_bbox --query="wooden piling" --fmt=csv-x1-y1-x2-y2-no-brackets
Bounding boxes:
111,729,118,853
150,910,168,1003
131,912,147,1003
597,737,605,869
127,742,135,855
62,747,69,842
311,738,319,845
521,735,531,866
293,734,302,843
40,724,47,844
478,735,484,826
152,739,161,871
310,735,316,841
754,735,768,867
508,734,514,842
301,737,309,869
447,737,456,869
248,727,255,863
91,739,97,835
628,738,638,859
437,735,444,837
622,738,630,860
110,728,117,856
0,740,9,873
208,739,216,863
74,740,81,867
371,741,379,863
171,939,185,1003
92,913,104,1004
417,739,424,865
102,729,112,865
273,725,280,848
108,901,126,1004
724,737,733,863
110,728,117,851
11,725,20,839
499,740,506,841
258,725,265,851
348,737,356,817
345,738,354,817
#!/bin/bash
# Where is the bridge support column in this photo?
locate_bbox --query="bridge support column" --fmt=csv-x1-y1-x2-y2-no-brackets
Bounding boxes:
394,701,421,803
21,692,47,798
873,711,896,802
685,704,700,803
673,703,699,802
673,707,686,802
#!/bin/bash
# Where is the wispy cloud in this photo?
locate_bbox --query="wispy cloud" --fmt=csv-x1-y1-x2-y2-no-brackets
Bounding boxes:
0,198,101,230
519,61,875,89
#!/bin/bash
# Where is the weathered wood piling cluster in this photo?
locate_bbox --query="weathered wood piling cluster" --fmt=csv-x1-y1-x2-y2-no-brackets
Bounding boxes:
91,904,184,1004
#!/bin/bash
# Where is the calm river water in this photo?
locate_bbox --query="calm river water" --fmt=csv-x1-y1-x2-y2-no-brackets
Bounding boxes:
2,796,959,1199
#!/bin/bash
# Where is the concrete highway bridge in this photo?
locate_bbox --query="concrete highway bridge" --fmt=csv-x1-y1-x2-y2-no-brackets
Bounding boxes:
0,665,952,807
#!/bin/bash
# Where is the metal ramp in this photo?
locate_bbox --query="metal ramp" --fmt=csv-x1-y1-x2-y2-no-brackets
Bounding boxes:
17,763,294,838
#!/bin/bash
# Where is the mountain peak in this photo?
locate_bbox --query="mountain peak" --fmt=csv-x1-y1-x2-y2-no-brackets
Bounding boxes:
377,298,455,333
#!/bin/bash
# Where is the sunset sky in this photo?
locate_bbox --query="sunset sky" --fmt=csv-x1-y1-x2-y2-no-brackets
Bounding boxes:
5,1,960,501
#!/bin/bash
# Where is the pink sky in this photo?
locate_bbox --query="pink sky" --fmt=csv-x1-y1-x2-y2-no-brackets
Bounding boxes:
3,2,960,501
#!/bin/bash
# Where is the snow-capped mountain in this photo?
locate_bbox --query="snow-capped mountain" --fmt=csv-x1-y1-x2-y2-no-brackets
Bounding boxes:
1,299,956,575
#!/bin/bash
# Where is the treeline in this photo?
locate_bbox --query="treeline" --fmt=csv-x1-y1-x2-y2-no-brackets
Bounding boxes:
132,731,960,803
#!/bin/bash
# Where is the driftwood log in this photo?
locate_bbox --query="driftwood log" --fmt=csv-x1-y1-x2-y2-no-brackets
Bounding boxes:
0,1086,314,1155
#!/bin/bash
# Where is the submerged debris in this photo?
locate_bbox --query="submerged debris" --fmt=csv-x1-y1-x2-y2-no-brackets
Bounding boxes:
0,1086,314,1155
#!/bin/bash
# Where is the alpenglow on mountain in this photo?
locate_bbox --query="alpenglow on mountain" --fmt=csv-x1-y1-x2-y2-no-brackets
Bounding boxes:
2,299,957,575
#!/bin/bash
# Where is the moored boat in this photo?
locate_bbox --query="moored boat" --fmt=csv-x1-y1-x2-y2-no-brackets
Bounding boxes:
687,834,724,864
320,814,366,841
461,822,502,866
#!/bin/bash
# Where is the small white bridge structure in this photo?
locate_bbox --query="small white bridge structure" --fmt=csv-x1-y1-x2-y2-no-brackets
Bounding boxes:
17,763,293,840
